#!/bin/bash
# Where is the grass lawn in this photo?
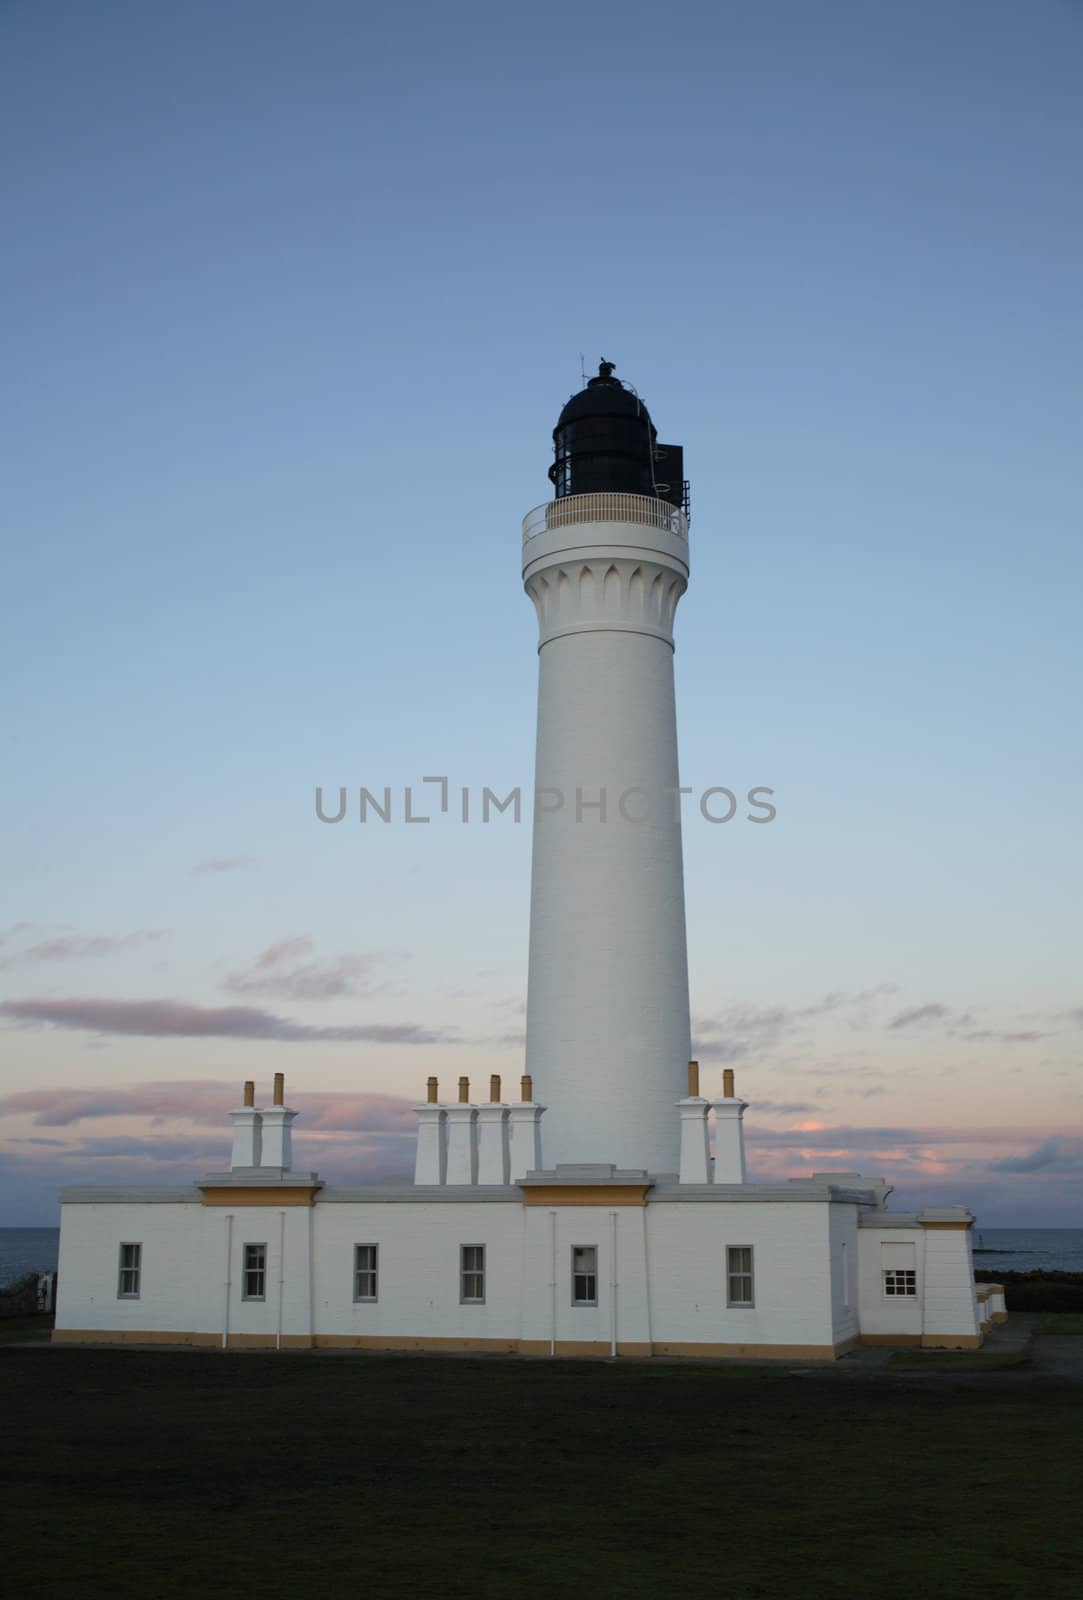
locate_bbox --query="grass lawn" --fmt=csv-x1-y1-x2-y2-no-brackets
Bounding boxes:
0,1312,53,1345
1036,1313,1083,1333
1,1347,1081,1600
887,1348,1027,1371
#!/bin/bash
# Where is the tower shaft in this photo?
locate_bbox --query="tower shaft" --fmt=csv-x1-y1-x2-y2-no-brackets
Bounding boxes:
522,495,692,1173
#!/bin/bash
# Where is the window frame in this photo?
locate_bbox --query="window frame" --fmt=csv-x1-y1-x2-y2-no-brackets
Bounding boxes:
571,1244,598,1307
117,1241,142,1300
353,1243,379,1303
726,1244,755,1308
242,1241,267,1302
460,1243,485,1305
883,1268,917,1299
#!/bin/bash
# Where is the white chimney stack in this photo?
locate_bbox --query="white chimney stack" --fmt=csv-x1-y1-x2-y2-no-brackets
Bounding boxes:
712,1069,748,1184
507,1075,545,1181
230,1080,262,1169
259,1071,297,1172
476,1075,510,1184
677,1060,711,1183
445,1077,478,1185
414,1076,447,1185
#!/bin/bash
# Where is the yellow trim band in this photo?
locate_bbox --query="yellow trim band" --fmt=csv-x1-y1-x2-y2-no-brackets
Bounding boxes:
199,1186,318,1207
520,1185,651,1207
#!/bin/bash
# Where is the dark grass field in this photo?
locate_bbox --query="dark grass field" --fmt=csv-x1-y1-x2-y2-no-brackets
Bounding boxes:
2,1347,1081,1600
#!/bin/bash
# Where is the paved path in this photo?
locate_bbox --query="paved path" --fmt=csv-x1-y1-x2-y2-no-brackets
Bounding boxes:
7,1317,1083,1381
1029,1333,1083,1380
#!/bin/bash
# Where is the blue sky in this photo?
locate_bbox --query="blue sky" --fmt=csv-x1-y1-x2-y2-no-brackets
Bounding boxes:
1,0,1081,1224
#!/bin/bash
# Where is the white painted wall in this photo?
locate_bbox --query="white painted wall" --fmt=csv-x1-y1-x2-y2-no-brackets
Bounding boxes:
856,1221,981,1343
856,1226,925,1340
517,1204,652,1351
646,1202,837,1349
56,1201,216,1340
313,1201,525,1345
55,1191,981,1353
827,1204,860,1346
922,1226,981,1343
54,1199,316,1346
522,513,693,1175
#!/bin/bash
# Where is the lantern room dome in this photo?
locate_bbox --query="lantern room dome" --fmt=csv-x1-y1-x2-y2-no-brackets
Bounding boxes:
548,361,688,516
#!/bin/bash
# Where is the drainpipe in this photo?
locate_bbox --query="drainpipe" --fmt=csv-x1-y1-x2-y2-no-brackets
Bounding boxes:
549,1210,557,1357
641,1206,653,1354
609,1211,618,1358
275,1211,286,1352
221,1214,233,1351
307,1202,316,1349
920,1225,928,1348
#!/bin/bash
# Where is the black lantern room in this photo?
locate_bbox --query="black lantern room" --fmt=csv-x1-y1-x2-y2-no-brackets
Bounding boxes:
549,361,689,517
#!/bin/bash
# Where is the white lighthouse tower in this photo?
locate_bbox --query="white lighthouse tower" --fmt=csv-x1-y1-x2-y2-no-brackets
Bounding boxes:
53,359,990,1362
522,362,692,1174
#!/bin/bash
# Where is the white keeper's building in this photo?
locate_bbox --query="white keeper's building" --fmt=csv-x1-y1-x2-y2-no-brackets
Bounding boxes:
54,363,1002,1358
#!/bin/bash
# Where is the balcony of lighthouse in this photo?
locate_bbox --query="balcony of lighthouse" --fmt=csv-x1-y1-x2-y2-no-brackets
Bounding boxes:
522,491,688,544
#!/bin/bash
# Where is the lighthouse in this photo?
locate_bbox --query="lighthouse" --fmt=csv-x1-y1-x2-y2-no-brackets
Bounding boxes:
522,362,693,1174
52,359,990,1361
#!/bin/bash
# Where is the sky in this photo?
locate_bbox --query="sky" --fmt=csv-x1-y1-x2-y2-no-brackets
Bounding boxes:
1,0,1081,1226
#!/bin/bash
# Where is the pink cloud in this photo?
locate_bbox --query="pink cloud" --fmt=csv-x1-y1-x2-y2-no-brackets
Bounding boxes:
0,1131,414,1211
0,1080,418,1138
0,1080,417,1131
224,936,399,1001
0,930,165,969
0,995,452,1044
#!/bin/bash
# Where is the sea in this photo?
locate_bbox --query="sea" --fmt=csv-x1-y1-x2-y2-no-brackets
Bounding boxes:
0,1228,61,1286
970,1228,1083,1274
1,1225,1082,1289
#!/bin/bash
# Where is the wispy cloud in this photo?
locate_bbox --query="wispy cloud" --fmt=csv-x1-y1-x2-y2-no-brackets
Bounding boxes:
748,1100,822,1116
989,1137,1083,1174
740,1122,1083,1199
0,996,453,1044
960,1029,1050,1044
55,1134,232,1163
887,1002,965,1031
192,855,253,875
886,1002,1049,1044
750,1123,946,1151
693,990,875,1061
0,930,165,969
0,1081,418,1134
0,1133,414,1200
223,936,399,1001
749,1122,1080,1153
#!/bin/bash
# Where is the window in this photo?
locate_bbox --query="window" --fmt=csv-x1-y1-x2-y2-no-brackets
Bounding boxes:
243,1243,267,1300
460,1244,485,1304
572,1246,598,1306
881,1241,917,1297
354,1244,378,1302
726,1245,754,1307
117,1242,141,1298
884,1269,917,1298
